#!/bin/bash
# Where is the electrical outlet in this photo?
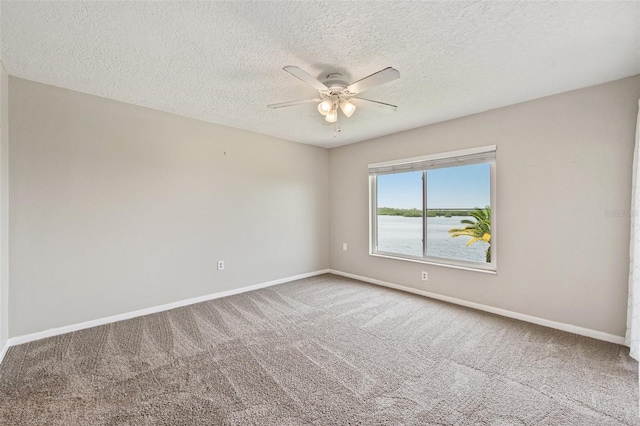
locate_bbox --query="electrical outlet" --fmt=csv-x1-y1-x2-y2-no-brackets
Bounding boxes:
217,260,224,271
343,243,348,251
421,271,428,281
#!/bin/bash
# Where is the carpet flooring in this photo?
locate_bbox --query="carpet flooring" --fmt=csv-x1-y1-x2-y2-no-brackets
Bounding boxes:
0,273,637,425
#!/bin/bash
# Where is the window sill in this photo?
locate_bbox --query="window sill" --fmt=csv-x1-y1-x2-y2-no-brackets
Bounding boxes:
370,252,497,274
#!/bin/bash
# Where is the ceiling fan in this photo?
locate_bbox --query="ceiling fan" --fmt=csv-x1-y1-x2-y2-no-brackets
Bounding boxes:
267,66,400,130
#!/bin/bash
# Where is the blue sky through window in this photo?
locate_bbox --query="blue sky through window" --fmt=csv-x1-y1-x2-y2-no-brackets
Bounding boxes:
377,163,490,209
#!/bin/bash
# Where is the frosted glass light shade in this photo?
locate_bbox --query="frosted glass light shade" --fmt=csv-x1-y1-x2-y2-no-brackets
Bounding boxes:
317,100,332,115
340,101,356,117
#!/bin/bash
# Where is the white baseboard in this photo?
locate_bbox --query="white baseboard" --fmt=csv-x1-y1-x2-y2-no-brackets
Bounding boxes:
328,269,626,346
6,269,331,349
0,340,9,365
4,267,625,358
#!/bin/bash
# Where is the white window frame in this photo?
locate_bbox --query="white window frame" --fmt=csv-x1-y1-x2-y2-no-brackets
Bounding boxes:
369,145,497,273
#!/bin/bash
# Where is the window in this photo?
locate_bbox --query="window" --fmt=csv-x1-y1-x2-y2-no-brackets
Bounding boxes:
369,146,496,272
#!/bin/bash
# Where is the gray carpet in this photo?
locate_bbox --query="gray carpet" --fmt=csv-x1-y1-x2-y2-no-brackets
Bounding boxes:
0,273,637,425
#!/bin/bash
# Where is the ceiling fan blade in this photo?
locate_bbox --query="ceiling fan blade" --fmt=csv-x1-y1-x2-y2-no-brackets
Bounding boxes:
267,98,321,109
351,97,397,114
347,67,400,94
283,66,328,91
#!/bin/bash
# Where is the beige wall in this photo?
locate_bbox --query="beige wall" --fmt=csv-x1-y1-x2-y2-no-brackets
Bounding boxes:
0,63,7,348
329,75,640,337
7,74,639,340
9,77,329,337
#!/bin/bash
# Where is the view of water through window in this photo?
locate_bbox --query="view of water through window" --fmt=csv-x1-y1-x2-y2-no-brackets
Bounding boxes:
377,215,489,262
375,163,491,264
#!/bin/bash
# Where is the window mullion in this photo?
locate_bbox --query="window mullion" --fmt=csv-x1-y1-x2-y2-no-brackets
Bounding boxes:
422,170,427,258
372,176,378,252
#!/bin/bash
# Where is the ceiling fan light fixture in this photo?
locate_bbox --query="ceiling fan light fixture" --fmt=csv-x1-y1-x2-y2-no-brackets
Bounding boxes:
340,100,356,118
317,100,332,115
325,109,338,123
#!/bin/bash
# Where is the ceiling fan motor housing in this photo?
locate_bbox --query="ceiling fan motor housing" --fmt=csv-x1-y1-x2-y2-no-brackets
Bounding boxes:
323,73,350,95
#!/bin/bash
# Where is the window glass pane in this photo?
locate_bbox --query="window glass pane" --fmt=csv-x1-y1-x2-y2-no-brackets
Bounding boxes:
426,163,491,263
376,171,423,257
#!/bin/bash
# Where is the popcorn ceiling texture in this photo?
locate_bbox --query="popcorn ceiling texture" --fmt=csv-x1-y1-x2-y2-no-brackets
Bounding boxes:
1,1,639,148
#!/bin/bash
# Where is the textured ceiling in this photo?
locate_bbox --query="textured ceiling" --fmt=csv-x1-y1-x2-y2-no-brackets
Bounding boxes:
2,1,639,148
